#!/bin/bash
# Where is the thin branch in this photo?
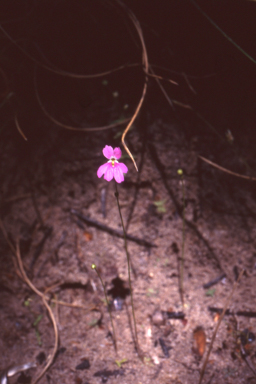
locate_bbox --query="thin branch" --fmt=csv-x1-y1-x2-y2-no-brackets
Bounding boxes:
14,114,28,141
190,0,256,65
199,156,256,181
146,68,178,85
16,241,58,384
0,218,16,254
149,65,175,110
117,0,149,172
182,72,197,94
198,269,244,384
0,219,96,311
0,20,138,79
71,209,156,248
4,193,32,203
33,67,131,132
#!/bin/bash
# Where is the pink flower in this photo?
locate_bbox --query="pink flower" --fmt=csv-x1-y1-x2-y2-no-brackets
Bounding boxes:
97,145,128,183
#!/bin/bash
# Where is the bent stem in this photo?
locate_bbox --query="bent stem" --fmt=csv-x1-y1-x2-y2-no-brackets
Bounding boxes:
91,264,117,354
114,182,140,354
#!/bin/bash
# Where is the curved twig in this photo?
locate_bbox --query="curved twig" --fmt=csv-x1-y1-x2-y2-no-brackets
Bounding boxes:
2,0,149,170
0,20,138,79
15,241,58,384
199,155,256,181
34,67,131,132
14,114,28,141
0,219,96,312
116,0,149,172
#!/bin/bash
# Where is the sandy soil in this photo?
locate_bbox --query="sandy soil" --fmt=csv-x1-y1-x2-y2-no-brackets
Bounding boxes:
1,114,256,384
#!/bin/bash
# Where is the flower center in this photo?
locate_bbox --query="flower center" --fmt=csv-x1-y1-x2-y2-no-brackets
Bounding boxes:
108,157,118,167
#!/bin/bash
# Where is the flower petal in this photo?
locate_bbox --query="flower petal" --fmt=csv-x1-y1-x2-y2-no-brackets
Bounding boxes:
114,164,125,183
104,164,114,181
113,147,122,159
118,162,128,174
97,162,109,178
103,145,114,159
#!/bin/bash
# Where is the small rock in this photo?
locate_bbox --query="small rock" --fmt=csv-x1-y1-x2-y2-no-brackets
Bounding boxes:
192,326,206,358
36,351,46,365
152,310,165,326
75,359,90,370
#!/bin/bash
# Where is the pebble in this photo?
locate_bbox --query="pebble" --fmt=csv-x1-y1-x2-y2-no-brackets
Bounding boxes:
152,310,165,326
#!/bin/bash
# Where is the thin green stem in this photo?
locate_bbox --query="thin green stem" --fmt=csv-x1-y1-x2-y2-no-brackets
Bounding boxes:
190,0,256,65
114,182,139,354
91,264,117,353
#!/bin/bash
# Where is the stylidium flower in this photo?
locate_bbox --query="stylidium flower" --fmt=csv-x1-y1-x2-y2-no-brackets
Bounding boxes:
97,145,128,183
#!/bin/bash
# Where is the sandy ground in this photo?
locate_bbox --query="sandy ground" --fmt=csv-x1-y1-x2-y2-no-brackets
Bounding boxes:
1,115,256,384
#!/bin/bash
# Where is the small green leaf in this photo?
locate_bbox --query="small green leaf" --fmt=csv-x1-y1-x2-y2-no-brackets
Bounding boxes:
205,288,215,297
33,314,43,327
146,288,158,297
153,200,166,213
35,329,42,346
143,356,153,366
24,299,31,307
88,318,99,327
115,358,127,368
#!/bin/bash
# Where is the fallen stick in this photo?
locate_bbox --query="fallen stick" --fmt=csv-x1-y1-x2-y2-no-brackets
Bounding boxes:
199,269,244,384
203,273,226,289
208,307,256,318
16,241,58,384
30,226,53,269
70,209,157,248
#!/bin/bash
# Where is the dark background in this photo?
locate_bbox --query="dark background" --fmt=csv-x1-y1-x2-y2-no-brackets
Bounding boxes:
0,0,256,163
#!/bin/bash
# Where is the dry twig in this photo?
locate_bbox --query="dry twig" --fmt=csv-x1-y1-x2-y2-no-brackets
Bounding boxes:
33,67,131,132
199,156,256,181
15,241,59,384
14,114,28,141
198,269,244,384
0,217,96,311
115,0,149,172
0,20,137,80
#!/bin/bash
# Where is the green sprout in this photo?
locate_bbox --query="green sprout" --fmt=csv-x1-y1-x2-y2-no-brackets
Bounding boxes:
33,314,43,346
115,358,128,368
205,288,216,297
146,288,158,297
24,298,32,307
153,199,166,213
